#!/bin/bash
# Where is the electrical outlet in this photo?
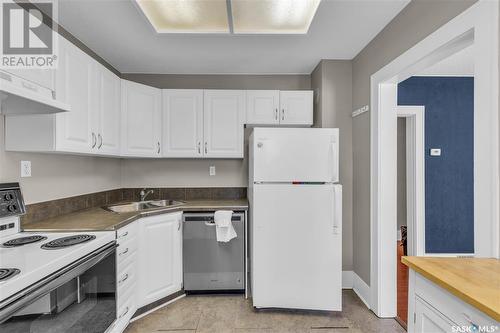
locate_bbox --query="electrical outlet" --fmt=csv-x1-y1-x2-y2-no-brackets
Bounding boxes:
21,161,31,177
209,166,216,176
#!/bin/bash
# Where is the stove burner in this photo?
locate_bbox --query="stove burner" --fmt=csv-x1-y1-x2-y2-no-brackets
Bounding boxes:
2,235,47,247
41,235,96,250
0,268,20,282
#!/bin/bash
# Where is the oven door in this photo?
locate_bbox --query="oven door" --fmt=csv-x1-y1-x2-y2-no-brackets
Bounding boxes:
0,242,117,333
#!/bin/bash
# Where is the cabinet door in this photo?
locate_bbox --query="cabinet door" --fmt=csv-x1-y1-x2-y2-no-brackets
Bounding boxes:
203,90,245,158
279,91,313,126
55,39,93,152
162,90,203,157
246,90,279,125
96,67,121,155
138,212,182,307
121,80,161,157
414,297,456,333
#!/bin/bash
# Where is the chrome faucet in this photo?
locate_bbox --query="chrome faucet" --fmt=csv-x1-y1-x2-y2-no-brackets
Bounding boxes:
139,188,154,202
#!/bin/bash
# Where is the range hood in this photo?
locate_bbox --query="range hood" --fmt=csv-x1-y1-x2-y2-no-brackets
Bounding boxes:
0,73,70,115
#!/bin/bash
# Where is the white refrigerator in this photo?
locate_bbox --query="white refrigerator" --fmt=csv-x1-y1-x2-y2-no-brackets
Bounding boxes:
249,127,342,311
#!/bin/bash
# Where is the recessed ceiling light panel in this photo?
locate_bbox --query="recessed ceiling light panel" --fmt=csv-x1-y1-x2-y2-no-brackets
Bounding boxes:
136,0,230,33
230,0,321,34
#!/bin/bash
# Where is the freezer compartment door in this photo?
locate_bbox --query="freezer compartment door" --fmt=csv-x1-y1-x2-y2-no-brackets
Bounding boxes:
252,184,342,311
251,128,339,183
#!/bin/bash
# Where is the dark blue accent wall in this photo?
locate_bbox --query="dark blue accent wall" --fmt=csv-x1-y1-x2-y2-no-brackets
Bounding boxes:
398,76,474,253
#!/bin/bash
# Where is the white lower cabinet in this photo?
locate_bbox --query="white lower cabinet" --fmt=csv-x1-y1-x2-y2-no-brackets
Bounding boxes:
137,212,183,307
114,221,139,333
408,270,499,333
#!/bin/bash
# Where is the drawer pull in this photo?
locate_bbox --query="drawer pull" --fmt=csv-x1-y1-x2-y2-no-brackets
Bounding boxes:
119,273,129,284
119,231,128,239
462,313,478,330
22,81,38,92
119,307,129,318
119,248,129,256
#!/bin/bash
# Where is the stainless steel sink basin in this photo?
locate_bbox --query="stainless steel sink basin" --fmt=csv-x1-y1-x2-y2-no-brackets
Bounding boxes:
104,200,184,213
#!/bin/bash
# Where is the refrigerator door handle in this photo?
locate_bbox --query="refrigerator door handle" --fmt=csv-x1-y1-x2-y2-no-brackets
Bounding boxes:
333,185,342,234
330,141,338,182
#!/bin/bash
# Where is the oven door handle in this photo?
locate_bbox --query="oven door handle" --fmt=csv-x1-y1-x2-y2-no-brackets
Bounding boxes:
0,241,117,324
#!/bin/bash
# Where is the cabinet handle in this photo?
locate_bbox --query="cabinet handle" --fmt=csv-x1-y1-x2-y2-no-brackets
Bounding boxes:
21,81,38,92
119,273,129,284
282,109,285,121
205,142,208,154
119,231,128,239
198,141,201,154
98,134,103,149
119,307,129,318
91,132,96,148
461,313,478,331
275,108,278,120
119,247,129,256
178,220,181,231
157,142,161,154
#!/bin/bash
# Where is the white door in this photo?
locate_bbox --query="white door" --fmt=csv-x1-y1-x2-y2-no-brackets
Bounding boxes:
414,297,456,333
279,91,313,125
138,212,182,307
251,128,339,182
121,80,161,157
246,90,279,125
252,184,342,311
162,90,203,157
55,39,93,153
96,67,120,155
203,90,245,158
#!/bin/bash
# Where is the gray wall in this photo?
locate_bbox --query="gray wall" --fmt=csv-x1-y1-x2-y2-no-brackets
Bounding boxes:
0,116,122,204
310,60,353,270
397,118,406,230
120,74,310,189
351,0,477,285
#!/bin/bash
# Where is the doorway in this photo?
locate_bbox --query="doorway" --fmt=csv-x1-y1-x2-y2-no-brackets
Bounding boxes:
370,0,498,319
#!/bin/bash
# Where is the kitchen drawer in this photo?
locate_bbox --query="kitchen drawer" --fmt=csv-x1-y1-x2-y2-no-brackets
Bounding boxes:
116,222,139,242
116,236,138,266
117,254,138,296
116,286,136,332
415,272,498,328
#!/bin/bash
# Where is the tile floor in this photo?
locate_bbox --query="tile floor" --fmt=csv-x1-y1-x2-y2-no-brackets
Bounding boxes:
125,291,406,333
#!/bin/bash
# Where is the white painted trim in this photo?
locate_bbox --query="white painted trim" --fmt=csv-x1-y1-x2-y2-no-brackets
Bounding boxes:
352,272,371,309
342,270,354,289
129,294,186,322
352,105,369,118
397,106,425,257
370,0,499,318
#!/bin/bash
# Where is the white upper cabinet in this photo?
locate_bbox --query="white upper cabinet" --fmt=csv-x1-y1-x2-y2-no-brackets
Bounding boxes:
94,66,121,155
279,91,313,126
121,79,162,157
203,90,245,158
246,90,280,125
55,38,94,152
162,90,203,158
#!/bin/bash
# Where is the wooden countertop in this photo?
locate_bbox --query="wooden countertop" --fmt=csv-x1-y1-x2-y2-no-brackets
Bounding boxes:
22,199,248,232
402,256,500,321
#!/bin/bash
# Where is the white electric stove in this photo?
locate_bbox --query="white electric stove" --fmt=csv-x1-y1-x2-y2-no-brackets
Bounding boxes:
0,183,117,333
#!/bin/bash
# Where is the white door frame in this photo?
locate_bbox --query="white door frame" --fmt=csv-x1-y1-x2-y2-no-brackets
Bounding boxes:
397,106,425,257
370,1,499,317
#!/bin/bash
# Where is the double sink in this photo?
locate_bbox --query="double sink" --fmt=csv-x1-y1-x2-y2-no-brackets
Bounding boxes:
104,199,184,213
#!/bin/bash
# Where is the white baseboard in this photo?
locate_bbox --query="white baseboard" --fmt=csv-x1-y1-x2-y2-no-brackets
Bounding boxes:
352,272,371,309
342,271,353,289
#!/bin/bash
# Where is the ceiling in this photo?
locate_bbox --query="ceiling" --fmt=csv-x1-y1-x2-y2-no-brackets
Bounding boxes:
56,0,410,74
417,45,474,76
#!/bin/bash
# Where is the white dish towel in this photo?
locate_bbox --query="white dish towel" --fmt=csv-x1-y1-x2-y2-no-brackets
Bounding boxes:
214,210,237,243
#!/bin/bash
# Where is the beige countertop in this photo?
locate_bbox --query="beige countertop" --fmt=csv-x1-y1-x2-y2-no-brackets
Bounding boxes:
22,199,248,232
402,256,500,321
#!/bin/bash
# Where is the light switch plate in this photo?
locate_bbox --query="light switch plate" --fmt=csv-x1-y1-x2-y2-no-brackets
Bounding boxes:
21,161,31,177
430,148,441,156
209,166,216,176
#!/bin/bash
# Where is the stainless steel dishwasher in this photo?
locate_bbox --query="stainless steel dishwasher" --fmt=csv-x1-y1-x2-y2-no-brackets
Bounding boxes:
183,211,245,292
